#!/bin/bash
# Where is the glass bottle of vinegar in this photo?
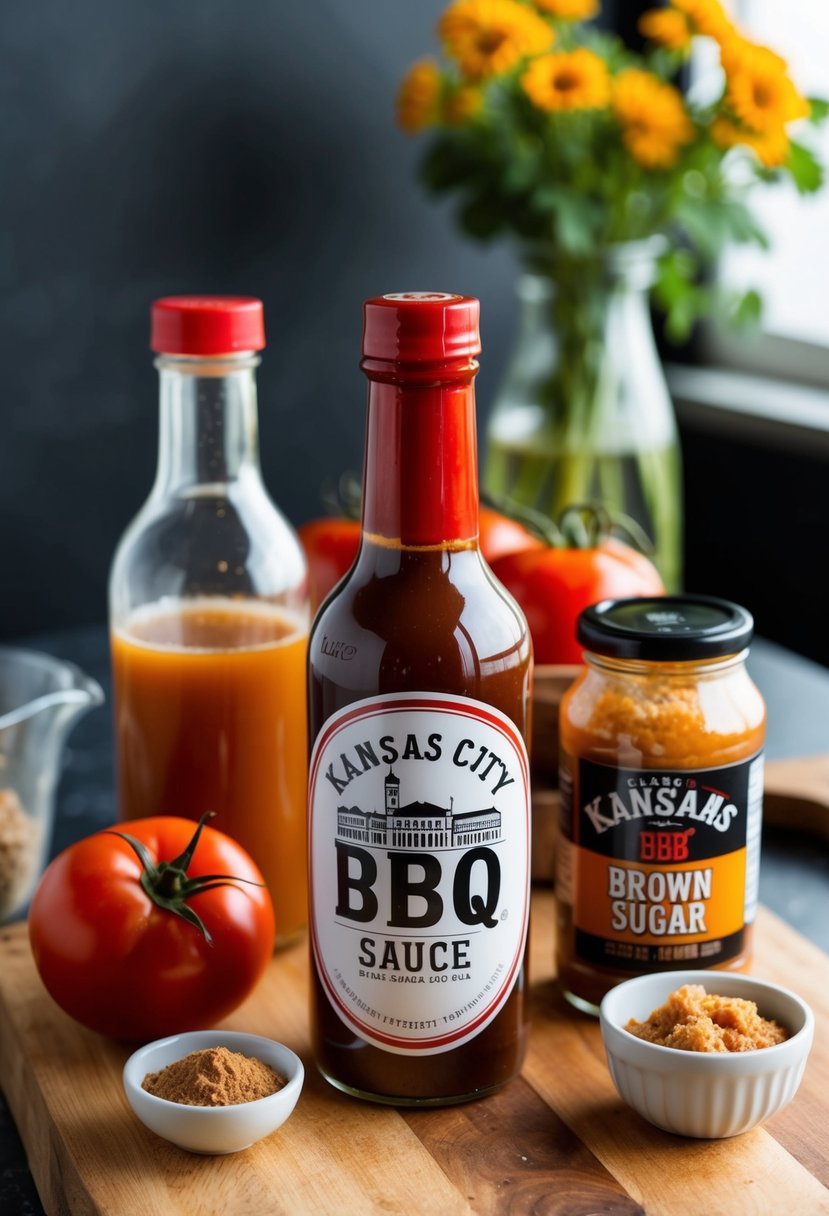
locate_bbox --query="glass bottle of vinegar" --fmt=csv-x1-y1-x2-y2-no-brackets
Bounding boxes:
308,292,533,1106
109,296,310,948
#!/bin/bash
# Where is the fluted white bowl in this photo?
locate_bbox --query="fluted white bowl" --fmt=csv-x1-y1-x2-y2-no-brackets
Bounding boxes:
123,1030,304,1154
599,970,813,1139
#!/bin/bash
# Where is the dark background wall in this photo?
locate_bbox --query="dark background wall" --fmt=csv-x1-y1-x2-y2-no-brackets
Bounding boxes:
681,420,828,665
2,0,826,666
1,0,518,638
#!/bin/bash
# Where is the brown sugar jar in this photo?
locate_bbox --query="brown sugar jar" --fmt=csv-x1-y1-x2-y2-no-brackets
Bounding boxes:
556,596,766,1014
307,293,532,1105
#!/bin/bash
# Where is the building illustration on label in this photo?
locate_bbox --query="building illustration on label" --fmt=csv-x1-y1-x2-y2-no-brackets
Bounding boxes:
337,769,503,851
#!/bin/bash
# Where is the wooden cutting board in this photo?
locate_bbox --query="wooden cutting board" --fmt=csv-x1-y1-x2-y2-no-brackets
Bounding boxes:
1,887,827,1216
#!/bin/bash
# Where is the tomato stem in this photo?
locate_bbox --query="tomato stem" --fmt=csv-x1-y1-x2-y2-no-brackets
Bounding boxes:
106,812,265,946
167,809,213,873
482,491,655,555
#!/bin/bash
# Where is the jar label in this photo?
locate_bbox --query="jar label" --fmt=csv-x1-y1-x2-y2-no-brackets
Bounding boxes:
558,753,764,970
308,692,530,1056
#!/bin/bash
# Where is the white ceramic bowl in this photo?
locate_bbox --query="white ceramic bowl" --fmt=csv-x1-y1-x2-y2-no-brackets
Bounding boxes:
123,1030,304,1154
599,970,814,1139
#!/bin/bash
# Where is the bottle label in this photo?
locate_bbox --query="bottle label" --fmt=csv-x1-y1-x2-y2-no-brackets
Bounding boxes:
558,752,764,971
309,692,530,1056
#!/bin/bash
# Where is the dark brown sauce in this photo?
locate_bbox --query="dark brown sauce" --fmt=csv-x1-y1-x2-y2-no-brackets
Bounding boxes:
308,542,532,1104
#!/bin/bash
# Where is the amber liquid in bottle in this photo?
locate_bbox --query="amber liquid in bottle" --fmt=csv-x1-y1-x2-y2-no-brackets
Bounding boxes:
308,294,532,1105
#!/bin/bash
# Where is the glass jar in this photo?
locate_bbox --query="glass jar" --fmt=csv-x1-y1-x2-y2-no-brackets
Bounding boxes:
109,296,310,948
556,596,766,1014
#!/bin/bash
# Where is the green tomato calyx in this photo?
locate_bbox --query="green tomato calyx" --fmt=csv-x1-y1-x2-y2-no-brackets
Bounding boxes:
107,812,264,946
482,493,654,554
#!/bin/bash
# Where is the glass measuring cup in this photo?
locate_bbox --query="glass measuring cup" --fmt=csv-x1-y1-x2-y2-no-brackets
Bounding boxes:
0,646,104,921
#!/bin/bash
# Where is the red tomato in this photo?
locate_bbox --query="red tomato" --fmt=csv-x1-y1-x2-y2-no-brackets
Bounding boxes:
298,517,361,613
490,538,664,665
29,816,275,1041
478,506,543,564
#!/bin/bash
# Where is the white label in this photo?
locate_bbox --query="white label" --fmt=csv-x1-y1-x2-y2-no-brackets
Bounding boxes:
308,691,530,1056
744,754,764,924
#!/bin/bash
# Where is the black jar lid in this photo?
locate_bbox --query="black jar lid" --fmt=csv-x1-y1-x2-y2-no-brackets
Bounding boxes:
577,595,754,662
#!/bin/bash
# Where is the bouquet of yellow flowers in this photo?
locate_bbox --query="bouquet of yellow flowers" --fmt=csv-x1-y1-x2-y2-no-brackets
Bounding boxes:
397,0,824,335
396,0,825,590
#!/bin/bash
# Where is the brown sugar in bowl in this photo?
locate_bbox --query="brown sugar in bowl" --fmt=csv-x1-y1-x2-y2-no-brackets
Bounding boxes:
624,982,789,1053
599,970,814,1138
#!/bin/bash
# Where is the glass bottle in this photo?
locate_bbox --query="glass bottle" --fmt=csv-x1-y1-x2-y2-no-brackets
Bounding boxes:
308,292,533,1106
109,296,309,948
557,595,766,1014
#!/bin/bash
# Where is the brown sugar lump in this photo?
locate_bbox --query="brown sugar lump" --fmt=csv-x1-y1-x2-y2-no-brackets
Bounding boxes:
142,1046,286,1106
625,983,789,1053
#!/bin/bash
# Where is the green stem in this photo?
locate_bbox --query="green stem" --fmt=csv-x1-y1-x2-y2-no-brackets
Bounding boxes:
483,249,683,588
107,812,265,946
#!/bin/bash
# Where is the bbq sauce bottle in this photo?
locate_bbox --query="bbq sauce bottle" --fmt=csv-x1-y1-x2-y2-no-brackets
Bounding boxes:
308,293,532,1106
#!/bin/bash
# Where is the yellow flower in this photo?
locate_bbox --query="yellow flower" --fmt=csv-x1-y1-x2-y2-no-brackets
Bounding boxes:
613,69,695,168
438,0,553,81
396,59,442,134
638,9,692,53
521,49,611,112
671,0,733,43
721,39,810,133
444,84,484,125
711,116,790,168
533,0,599,19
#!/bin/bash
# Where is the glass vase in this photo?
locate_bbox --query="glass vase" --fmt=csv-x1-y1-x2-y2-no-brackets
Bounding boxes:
484,240,683,591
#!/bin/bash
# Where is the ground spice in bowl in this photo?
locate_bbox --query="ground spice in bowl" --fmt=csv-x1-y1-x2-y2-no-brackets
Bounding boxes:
142,1046,286,1106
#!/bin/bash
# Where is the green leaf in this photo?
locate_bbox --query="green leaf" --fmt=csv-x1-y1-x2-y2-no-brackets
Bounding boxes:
419,135,485,193
555,204,595,256
787,141,824,194
663,296,698,344
647,47,688,80
672,192,769,259
653,248,697,308
730,288,763,329
719,199,770,248
458,194,505,240
529,188,596,255
806,96,829,124
502,147,541,195
671,201,728,260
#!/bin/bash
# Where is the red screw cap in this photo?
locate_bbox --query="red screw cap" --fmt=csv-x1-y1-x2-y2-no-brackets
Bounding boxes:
151,296,265,355
362,292,481,363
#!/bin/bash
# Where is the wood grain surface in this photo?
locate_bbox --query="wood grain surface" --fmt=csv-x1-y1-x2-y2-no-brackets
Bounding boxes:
1,887,827,1216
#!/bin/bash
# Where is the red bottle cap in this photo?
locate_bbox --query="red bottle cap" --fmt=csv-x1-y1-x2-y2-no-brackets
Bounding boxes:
150,296,266,355
362,293,481,363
